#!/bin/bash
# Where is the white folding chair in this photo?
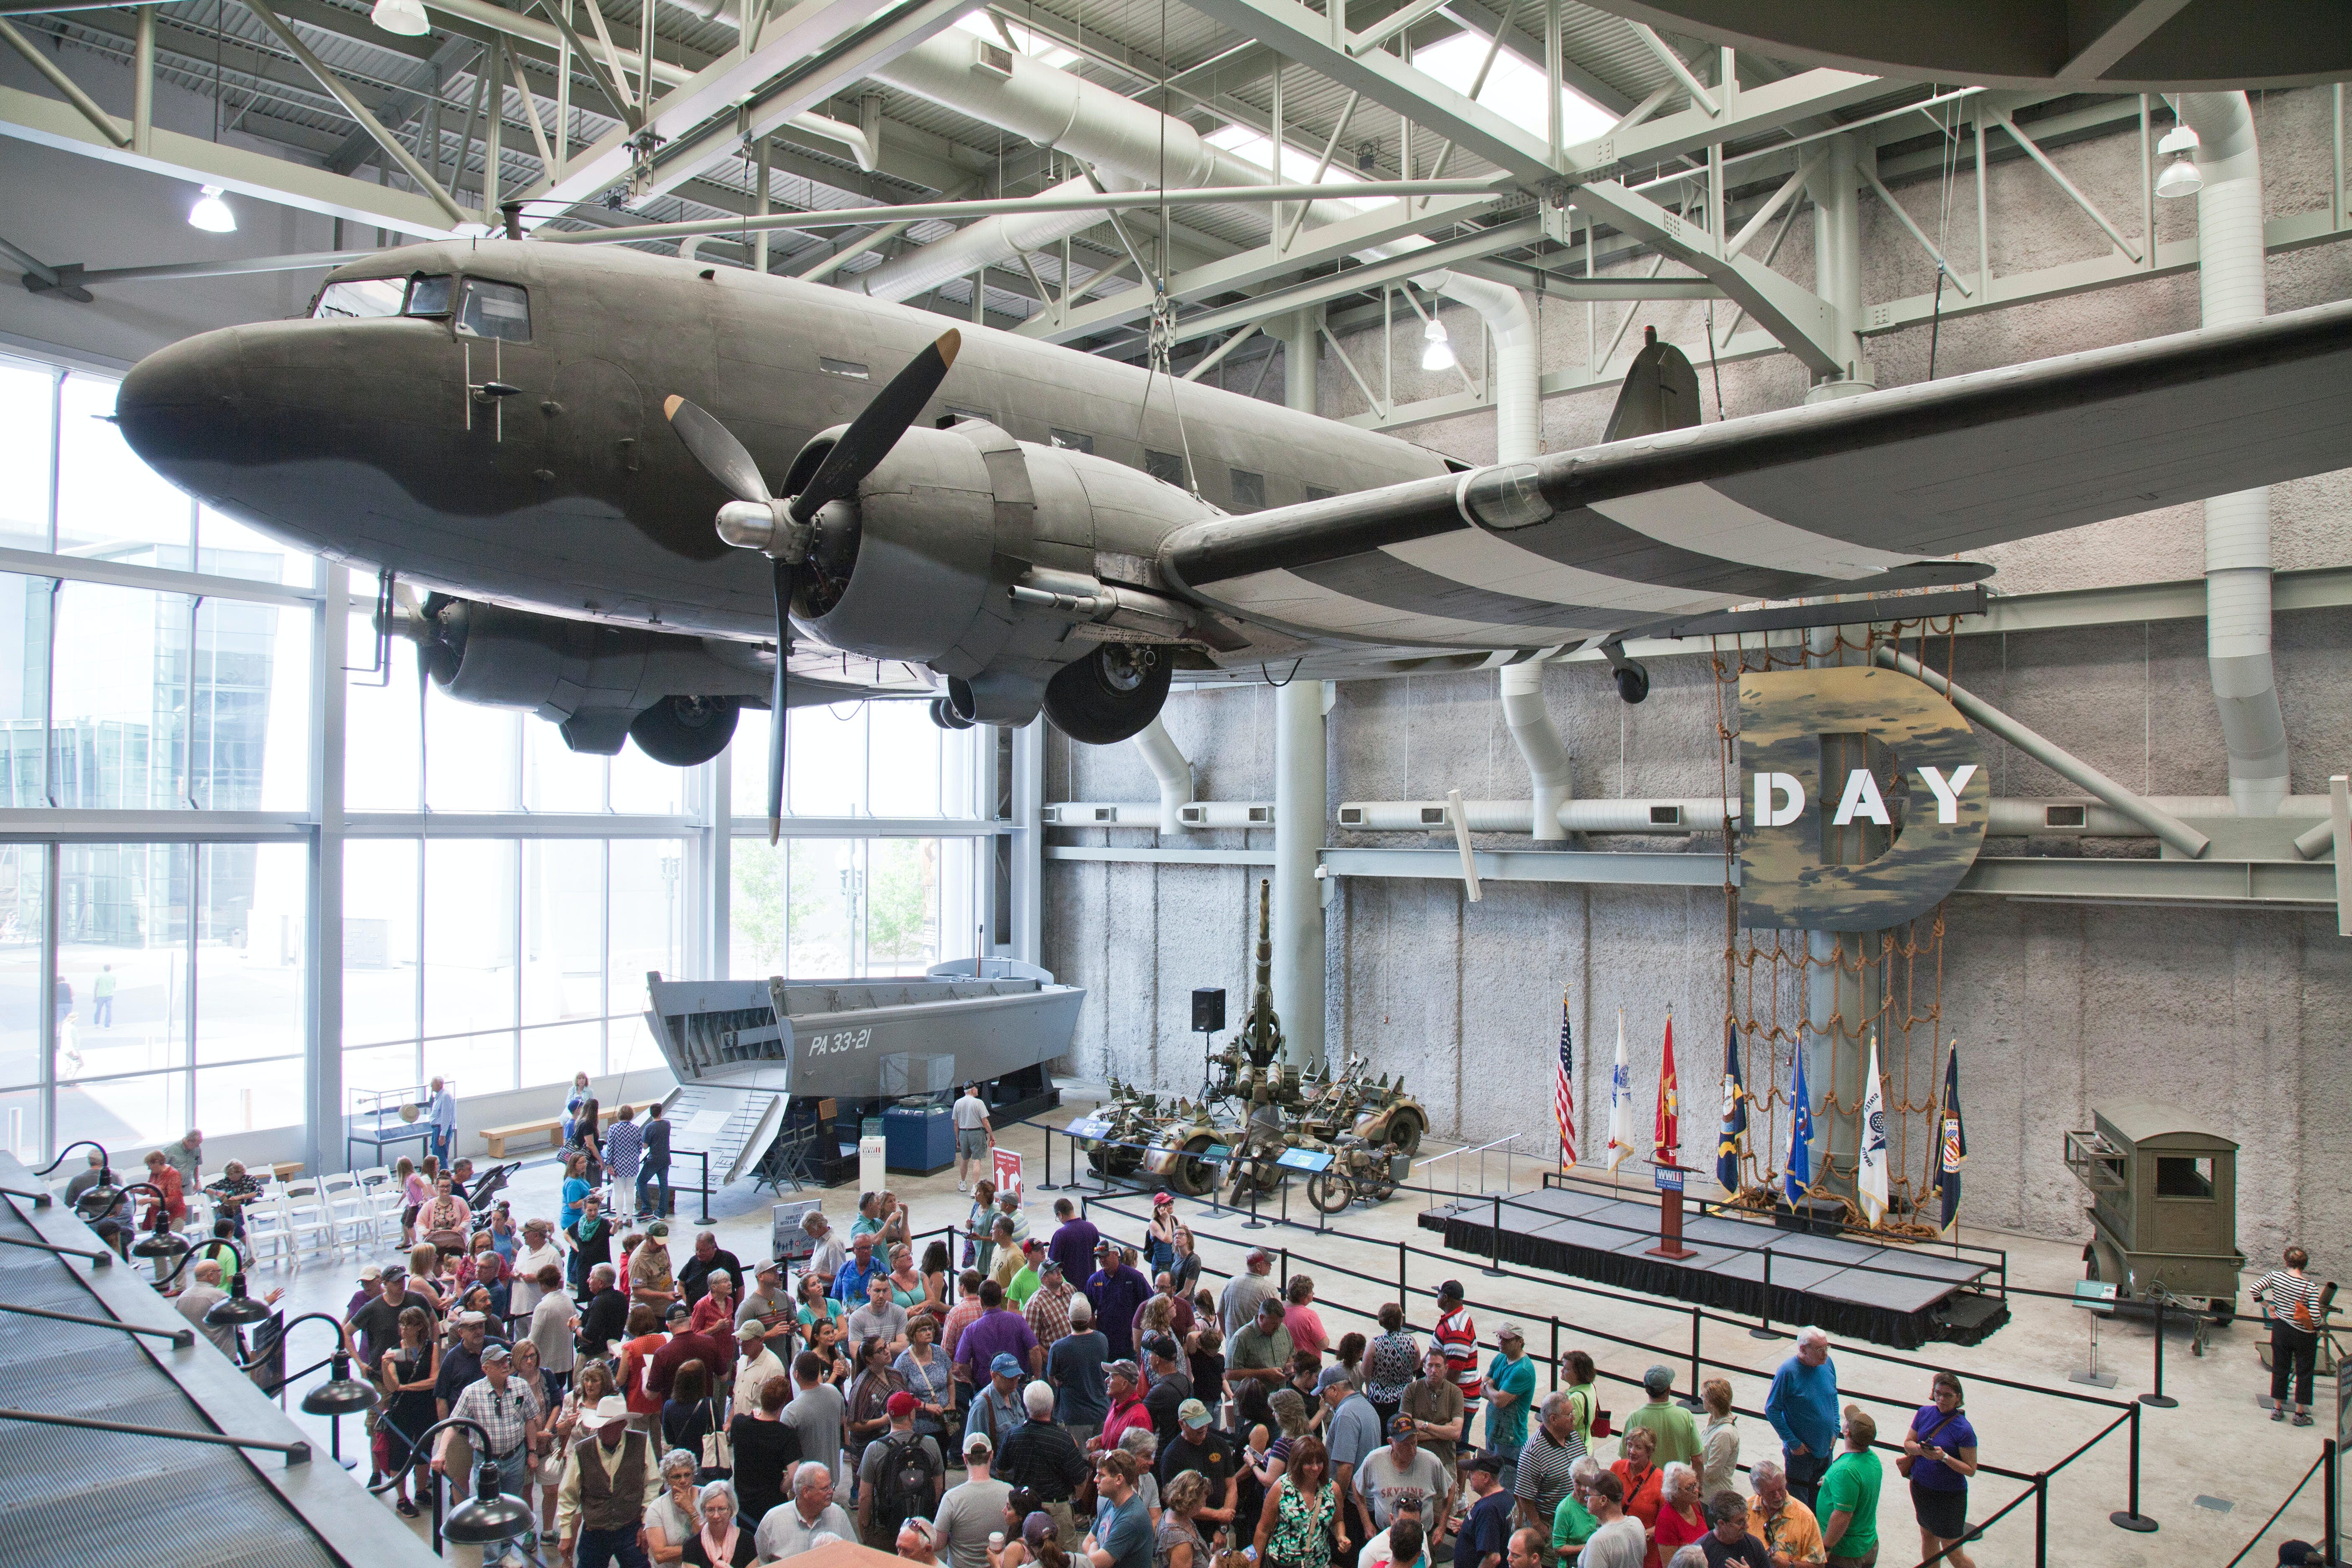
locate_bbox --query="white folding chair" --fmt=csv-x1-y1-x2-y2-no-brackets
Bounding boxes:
320,1173,372,1250
277,1179,338,1262
243,1190,296,1269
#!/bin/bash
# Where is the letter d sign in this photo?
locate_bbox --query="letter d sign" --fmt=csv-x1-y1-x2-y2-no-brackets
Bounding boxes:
1738,666,1988,931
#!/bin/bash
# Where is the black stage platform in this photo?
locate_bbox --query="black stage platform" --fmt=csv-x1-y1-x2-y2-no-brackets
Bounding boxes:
1425,1187,2007,1349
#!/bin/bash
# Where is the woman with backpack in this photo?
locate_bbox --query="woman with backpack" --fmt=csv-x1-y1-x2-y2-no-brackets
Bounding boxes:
2257,1245,2326,1428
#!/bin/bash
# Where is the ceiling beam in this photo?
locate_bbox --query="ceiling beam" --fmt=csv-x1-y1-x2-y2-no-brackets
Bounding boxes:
1184,0,1554,183
2059,0,2194,82
0,77,461,236
1012,188,1511,343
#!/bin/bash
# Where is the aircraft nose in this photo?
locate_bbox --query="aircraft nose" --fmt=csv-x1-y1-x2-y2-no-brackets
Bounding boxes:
117,327,247,483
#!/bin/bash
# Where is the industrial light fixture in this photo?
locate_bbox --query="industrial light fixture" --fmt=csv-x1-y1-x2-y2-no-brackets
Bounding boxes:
202,1268,276,1328
188,185,237,233
2154,123,2202,199
437,1425,538,1546
1420,317,1455,371
371,0,429,35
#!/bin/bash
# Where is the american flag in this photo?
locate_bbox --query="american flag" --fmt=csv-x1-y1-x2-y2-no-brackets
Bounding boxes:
1554,991,1577,1168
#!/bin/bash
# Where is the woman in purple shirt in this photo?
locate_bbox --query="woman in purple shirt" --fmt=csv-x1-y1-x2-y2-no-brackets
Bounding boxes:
1901,1372,1979,1568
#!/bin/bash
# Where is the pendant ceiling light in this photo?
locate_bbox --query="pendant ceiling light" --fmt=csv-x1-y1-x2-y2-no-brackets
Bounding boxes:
371,0,429,36
1420,317,1455,371
188,185,237,233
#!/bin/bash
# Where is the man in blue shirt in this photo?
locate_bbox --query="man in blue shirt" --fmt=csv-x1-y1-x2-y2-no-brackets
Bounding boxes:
1762,1326,1840,1508
1483,1325,1537,1496
1084,1449,1154,1568
1456,1452,1517,1568
832,1231,885,1304
428,1076,457,1166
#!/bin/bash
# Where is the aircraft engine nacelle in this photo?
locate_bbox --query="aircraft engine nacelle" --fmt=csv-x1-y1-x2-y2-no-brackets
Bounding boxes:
419,598,770,763
790,418,1226,738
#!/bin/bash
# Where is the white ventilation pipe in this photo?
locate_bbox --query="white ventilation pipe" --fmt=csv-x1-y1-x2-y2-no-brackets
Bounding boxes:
1413,270,1538,461
1498,660,1570,841
1129,717,1195,836
2176,92,2289,815
1338,797,1736,833
865,34,1541,450
852,171,1143,300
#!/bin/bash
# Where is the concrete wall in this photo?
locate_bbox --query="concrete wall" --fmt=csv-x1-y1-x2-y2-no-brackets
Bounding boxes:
1045,92,2352,1267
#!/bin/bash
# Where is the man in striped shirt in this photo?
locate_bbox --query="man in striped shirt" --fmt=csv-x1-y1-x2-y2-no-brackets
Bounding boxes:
1434,1279,1482,1431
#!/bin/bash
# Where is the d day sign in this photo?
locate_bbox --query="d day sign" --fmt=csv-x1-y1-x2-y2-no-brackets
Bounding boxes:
1738,666,1989,931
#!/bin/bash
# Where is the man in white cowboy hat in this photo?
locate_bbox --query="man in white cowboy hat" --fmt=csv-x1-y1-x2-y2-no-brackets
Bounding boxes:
556,1394,660,1568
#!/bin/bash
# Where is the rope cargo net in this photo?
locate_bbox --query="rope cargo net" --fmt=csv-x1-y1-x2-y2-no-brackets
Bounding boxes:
1710,615,1964,1240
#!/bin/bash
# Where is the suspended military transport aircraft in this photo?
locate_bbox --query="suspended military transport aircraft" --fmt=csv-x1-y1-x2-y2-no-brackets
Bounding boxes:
115,239,2352,837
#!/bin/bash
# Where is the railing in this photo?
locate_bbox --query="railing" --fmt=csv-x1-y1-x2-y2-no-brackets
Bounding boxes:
1413,1132,1526,1198
1049,1166,2154,1568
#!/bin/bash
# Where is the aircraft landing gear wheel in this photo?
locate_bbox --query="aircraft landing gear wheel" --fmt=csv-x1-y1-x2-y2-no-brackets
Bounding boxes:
1614,662,1650,704
1307,1171,1354,1214
928,696,974,731
629,696,739,766
1042,644,1173,745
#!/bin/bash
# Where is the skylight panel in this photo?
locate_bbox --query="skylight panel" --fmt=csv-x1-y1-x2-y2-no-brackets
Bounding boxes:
1411,29,1616,147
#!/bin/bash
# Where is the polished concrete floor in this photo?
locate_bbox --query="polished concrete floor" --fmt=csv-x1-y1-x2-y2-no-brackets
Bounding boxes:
233,1093,2337,1567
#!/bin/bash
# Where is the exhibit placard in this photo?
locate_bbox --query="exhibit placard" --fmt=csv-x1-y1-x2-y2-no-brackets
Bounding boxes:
1653,1165,1684,1192
1066,1115,1111,1140
1276,1146,1334,1173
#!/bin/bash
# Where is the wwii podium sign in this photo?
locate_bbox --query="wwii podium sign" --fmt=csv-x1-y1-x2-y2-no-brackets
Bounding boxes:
1738,665,1990,930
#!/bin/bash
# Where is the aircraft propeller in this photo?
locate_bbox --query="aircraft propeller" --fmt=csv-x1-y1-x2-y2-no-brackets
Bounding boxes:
663,327,961,843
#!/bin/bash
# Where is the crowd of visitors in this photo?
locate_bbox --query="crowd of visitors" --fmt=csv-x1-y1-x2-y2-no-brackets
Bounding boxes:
98,1105,1994,1568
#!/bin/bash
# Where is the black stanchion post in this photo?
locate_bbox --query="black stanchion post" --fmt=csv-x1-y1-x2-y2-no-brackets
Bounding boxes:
2324,1437,2339,1568
1279,1248,1289,1292
1550,1317,1560,1392
2110,1400,2159,1532
1679,1307,1703,1411
2033,1470,2048,1568
1484,1194,1504,1276
1039,1125,1055,1191
2140,1297,2177,1408
1243,1177,1264,1230
1751,1248,1777,1339
694,1150,715,1225
1398,1242,1408,1312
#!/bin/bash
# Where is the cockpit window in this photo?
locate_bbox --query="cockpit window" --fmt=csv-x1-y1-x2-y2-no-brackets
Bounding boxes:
312,278,405,319
455,278,531,341
405,274,453,317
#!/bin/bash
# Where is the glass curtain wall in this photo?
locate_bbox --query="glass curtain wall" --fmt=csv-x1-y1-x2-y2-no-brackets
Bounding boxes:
0,346,1000,1162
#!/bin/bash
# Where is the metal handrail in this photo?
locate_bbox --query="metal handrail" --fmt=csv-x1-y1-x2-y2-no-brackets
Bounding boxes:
1413,1132,1522,1198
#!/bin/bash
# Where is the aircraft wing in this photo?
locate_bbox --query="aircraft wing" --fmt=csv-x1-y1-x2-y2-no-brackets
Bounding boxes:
1159,297,2352,649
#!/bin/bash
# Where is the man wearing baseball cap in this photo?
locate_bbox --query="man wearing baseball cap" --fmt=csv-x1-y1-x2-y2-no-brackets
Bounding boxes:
437,1340,543,1565
1004,1238,1047,1309
1084,1242,1151,1363
555,1395,660,1566
933,1431,1012,1568
1096,1361,1152,1454
733,1318,788,1420
967,1351,1032,1449
1357,1416,1450,1544
1483,1325,1537,1496
1154,1399,1237,1532
859,1389,945,1548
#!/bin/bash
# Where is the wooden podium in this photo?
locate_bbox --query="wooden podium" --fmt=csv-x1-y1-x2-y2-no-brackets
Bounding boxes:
1645,1164,1697,1260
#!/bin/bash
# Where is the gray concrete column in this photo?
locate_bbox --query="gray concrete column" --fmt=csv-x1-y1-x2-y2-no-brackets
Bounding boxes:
1803,133,1872,401
1272,677,1326,1066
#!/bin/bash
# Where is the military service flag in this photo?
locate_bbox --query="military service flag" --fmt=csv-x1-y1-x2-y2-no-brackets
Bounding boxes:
1935,1045,1968,1231
1717,1020,1749,1192
1857,1033,1890,1224
1653,1012,1681,1166
1605,1011,1635,1172
1784,1048,1814,1204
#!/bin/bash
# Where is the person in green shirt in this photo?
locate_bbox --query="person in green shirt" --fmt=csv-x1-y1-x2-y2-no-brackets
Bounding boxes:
1006,1238,1044,1308
1548,1458,1600,1560
1817,1406,1883,1567
1485,1325,1538,1482
1621,1365,1702,1468
1559,1350,1599,1453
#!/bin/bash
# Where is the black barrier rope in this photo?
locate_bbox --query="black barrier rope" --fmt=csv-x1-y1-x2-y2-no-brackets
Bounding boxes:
2220,1443,2331,1568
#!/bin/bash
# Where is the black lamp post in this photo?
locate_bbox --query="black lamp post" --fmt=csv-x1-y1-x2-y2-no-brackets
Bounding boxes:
118,1181,191,1281
258,1311,376,1470
371,1416,535,1555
